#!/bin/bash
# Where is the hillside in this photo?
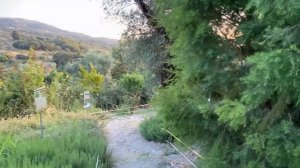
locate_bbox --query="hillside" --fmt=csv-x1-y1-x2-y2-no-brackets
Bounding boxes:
0,17,118,52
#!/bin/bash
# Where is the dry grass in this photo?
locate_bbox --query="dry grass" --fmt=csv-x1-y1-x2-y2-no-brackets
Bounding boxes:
0,107,106,134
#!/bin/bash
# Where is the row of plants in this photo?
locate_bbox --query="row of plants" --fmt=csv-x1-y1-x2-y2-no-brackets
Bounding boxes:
0,117,112,168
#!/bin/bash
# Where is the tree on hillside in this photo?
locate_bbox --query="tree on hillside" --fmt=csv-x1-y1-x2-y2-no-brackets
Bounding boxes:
103,0,173,86
53,52,80,70
53,37,86,53
12,30,21,40
110,46,128,79
28,47,36,60
64,51,113,76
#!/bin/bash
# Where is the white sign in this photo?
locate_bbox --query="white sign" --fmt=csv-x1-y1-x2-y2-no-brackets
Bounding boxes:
83,91,91,109
84,91,90,99
34,87,47,111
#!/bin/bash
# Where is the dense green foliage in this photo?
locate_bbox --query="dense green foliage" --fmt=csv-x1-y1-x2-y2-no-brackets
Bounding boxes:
0,54,8,63
95,83,125,110
117,34,167,83
153,0,300,167
108,41,160,107
119,73,144,94
53,37,86,53
12,30,21,40
65,51,113,76
0,119,112,168
79,64,105,94
12,31,86,52
95,72,150,110
139,116,171,143
46,72,84,112
110,47,128,80
0,60,44,118
53,52,80,70
119,73,144,106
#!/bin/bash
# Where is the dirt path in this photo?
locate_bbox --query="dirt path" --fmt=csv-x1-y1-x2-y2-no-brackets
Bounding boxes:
103,111,194,168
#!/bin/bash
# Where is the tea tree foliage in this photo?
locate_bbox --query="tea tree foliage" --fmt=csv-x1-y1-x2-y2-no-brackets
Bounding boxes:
154,0,300,167
79,63,105,94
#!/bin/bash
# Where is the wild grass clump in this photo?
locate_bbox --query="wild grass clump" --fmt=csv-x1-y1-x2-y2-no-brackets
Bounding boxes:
139,116,171,143
0,119,112,168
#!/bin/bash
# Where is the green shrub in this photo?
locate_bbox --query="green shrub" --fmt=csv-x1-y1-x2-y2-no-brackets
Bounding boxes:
245,120,300,168
119,73,144,94
65,51,113,76
95,84,125,110
46,71,92,112
53,74,84,112
53,37,86,53
139,116,171,143
53,52,80,70
15,54,28,60
79,64,105,94
0,54,8,63
0,61,44,118
119,73,145,107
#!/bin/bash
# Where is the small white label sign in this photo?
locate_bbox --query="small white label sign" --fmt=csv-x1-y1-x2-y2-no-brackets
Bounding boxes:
83,91,91,109
84,91,90,99
34,87,47,111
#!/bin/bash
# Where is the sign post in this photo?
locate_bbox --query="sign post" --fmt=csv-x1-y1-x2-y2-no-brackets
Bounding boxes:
34,87,47,138
83,91,91,109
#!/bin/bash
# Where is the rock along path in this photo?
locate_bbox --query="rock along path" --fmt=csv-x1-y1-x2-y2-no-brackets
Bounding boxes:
103,111,194,168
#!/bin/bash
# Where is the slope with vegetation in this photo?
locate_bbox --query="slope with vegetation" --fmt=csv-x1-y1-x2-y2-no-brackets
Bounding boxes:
0,17,118,52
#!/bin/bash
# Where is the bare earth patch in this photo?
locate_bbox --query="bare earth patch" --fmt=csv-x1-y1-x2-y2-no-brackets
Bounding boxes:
103,111,195,168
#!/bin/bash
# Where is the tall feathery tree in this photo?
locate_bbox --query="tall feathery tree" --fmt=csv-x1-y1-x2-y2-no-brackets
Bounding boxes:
154,0,300,167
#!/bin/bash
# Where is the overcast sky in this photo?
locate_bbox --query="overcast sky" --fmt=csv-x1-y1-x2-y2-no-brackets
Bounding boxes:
0,0,125,39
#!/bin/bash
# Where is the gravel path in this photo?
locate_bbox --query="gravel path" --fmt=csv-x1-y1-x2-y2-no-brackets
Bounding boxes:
103,112,195,168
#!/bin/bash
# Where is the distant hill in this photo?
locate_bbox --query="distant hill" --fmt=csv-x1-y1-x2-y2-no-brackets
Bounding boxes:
0,17,118,52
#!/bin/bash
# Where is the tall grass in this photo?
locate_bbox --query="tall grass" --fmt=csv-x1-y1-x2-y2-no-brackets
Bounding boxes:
139,116,171,143
0,118,111,168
